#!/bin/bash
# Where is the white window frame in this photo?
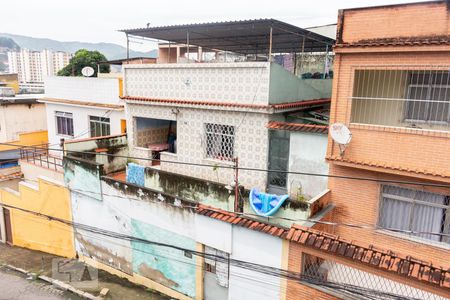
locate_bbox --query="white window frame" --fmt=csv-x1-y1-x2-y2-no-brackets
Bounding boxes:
55,111,74,137
89,115,111,137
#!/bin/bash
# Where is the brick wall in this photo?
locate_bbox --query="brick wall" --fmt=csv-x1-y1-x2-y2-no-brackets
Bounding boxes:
339,1,450,43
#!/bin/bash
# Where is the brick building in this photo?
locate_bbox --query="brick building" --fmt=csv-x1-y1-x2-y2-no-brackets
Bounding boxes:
285,1,450,299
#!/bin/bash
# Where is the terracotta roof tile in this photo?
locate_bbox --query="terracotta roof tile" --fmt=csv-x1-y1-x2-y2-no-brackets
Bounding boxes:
267,121,328,134
327,155,450,179
40,98,124,110
195,204,450,290
122,96,330,111
335,35,450,48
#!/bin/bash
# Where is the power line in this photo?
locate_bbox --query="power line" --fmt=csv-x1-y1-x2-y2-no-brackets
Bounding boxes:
15,175,450,238
0,202,424,300
4,141,450,189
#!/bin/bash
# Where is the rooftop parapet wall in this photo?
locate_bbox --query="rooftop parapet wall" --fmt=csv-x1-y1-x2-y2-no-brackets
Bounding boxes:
44,76,122,105
337,1,450,46
123,62,331,107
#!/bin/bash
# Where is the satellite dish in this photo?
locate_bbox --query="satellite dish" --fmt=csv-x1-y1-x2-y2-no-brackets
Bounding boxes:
330,123,352,156
81,66,95,77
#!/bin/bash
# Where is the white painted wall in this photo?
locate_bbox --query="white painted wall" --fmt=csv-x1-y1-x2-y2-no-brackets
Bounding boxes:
229,226,283,300
45,76,121,105
287,132,329,199
45,103,124,153
0,103,47,142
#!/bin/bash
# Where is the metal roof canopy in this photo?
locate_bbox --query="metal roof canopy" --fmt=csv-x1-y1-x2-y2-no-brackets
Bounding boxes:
120,19,335,55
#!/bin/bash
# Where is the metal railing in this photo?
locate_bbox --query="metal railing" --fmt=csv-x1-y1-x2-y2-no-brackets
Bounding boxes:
19,144,63,172
350,68,450,132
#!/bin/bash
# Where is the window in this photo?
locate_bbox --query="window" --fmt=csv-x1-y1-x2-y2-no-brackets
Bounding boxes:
89,116,110,137
205,123,235,161
405,71,450,123
55,111,74,136
378,185,450,245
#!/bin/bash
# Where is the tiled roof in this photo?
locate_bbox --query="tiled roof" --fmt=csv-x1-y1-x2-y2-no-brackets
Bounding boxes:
0,171,22,181
122,96,330,111
335,35,450,48
267,121,328,134
196,204,450,290
39,98,124,110
327,155,450,179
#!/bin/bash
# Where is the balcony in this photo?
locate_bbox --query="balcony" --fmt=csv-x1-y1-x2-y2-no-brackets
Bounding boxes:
331,67,450,180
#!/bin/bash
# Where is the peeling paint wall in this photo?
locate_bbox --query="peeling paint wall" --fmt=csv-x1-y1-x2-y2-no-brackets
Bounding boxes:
64,156,103,201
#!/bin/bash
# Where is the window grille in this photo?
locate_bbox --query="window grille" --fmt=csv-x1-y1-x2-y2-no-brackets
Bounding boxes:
205,123,235,161
89,116,111,137
350,68,450,131
55,111,74,136
302,253,446,300
378,185,450,245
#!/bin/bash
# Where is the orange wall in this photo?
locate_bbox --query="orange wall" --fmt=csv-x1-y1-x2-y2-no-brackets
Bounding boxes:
339,1,450,43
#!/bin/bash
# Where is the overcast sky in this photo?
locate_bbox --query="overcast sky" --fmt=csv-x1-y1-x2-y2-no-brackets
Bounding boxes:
2,0,428,51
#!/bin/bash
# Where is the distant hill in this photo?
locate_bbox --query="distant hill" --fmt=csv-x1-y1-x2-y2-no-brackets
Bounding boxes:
0,33,157,60
0,37,20,71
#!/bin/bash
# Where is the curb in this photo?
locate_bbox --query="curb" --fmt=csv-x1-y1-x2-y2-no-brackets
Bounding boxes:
2,264,99,300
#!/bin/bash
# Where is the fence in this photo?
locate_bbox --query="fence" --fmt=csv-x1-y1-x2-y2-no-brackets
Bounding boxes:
19,145,63,172
350,67,450,132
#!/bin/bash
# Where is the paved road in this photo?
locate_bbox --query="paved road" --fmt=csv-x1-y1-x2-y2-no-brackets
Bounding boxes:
0,267,80,300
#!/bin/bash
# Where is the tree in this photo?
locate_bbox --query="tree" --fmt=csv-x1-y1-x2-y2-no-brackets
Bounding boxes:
57,49,110,77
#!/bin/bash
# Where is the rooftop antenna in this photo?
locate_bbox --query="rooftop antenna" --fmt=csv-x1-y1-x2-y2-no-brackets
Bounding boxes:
147,23,151,28
330,123,352,156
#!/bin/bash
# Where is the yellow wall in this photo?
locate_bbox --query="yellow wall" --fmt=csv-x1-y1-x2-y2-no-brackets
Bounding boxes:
0,177,75,258
0,130,48,152
0,74,19,93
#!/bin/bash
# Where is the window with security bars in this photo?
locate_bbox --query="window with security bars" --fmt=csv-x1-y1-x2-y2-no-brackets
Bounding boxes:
205,123,235,161
55,111,74,136
302,253,446,300
89,116,111,137
378,185,450,245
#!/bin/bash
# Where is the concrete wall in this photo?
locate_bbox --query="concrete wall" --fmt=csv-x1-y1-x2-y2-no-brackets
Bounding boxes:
45,103,124,154
288,132,329,200
0,103,47,142
268,63,331,104
20,159,64,182
0,177,75,257
45,76,122,105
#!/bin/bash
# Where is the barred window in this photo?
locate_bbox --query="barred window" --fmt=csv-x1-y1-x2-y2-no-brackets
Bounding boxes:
89,116,111,137
302,253,446,300
379,185,450,245
205,123,235,161
55,111,74,136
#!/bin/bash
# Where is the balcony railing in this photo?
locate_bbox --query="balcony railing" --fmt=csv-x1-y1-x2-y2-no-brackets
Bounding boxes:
19,145,63,172
350,68,450,132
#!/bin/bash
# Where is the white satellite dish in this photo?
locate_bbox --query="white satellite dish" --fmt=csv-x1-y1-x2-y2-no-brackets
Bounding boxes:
81,66,95,77
330,123,352,155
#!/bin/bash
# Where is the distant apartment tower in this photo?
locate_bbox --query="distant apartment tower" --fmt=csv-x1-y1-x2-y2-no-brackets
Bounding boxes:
7,49,72,83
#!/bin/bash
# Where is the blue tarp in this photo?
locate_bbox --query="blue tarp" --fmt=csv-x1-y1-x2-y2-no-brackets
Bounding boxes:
249,188,289,217
126,163,145,186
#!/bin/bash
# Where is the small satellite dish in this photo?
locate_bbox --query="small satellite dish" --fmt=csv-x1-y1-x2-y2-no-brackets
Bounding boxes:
81,66,95,77
330,123,352,155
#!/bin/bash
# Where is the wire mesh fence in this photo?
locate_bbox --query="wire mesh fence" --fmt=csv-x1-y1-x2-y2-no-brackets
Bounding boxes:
302,253,446,300
205,123,235,161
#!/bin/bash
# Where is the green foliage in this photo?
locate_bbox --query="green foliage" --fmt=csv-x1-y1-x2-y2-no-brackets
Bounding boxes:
57,49,110,77
0,61,6,72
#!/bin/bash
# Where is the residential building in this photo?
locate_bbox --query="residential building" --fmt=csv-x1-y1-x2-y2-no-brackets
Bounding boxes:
8,48,72,83
285,1,450,299
40,76,126,156
0,94,47,161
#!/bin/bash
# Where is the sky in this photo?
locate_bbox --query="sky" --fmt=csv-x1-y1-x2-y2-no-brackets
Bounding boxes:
1,0,429,52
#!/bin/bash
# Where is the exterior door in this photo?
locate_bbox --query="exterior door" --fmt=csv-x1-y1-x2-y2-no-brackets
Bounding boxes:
4,208,13,245
267,130,290,194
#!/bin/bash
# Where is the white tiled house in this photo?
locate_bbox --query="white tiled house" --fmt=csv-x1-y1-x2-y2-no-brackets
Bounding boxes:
123,62,331,190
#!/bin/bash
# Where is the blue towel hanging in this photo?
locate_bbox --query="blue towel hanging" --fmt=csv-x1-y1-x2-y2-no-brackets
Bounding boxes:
249,188,289,217
127,163,145,186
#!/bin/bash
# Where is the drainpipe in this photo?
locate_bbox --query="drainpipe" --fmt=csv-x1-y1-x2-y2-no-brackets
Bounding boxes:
233,157,240,213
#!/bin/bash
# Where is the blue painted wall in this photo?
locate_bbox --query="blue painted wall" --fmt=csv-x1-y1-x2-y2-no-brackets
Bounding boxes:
131,219,196,298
